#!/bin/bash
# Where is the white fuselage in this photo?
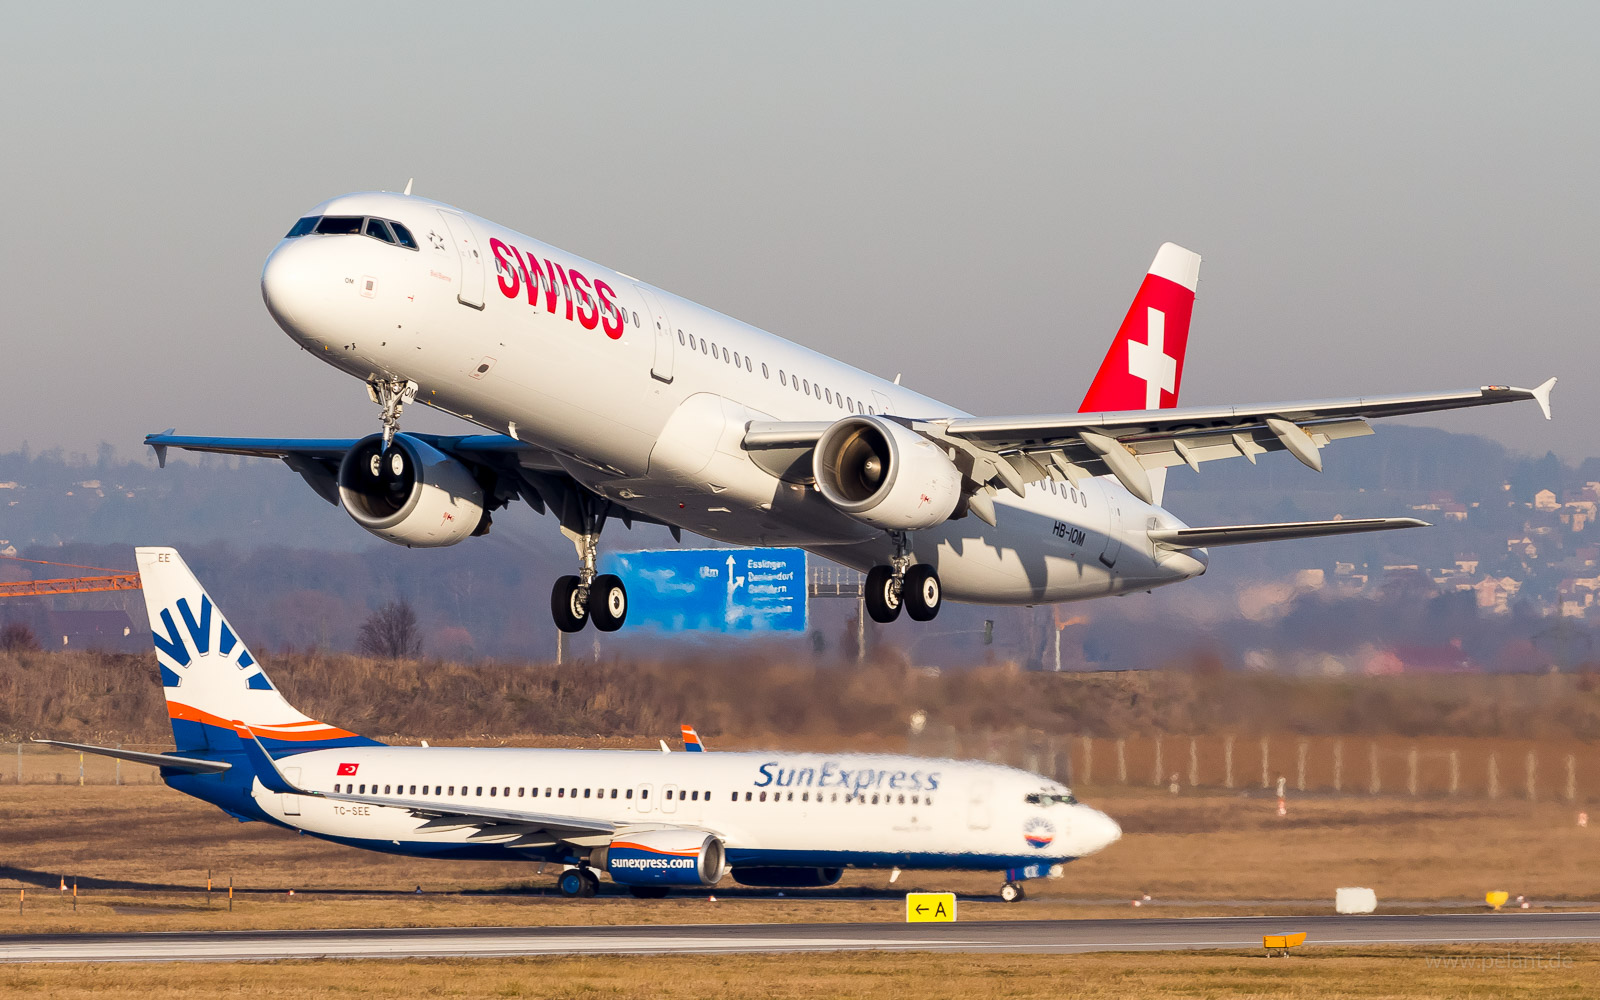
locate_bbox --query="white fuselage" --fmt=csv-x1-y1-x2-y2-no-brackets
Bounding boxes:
260,192,1207,604
243,746,1120,870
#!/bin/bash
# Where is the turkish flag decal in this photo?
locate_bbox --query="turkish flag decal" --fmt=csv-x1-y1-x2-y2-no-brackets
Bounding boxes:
337,763,359,776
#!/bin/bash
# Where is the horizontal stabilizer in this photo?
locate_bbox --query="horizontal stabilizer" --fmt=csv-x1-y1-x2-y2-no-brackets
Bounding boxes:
1149,517,1429,549
31,739,231,774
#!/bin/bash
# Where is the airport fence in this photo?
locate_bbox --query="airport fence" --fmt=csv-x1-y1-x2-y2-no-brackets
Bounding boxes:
7,734,1600,803
908,730,1600,804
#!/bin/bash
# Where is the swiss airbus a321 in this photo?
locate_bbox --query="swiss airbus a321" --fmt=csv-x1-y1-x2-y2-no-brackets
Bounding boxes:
147,189,1555,632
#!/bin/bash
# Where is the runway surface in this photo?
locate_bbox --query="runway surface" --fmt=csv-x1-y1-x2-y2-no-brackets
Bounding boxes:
6,912,1600,963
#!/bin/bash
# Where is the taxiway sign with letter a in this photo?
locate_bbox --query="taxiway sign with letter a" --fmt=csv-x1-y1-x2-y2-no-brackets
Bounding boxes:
905,892,957,922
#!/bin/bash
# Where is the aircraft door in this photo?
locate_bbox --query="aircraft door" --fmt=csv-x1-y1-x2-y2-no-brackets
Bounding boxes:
966,779,991,830
437,210,486,309
634,783,654,813
661,783,680,814
1099,491,1122,568
281,766,302,816
871,390,894,414
635,285,675,384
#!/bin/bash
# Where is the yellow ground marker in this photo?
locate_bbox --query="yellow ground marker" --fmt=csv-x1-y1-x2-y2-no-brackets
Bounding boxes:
1263,932,1307,956
1486,891,1510,910
905,892,957,922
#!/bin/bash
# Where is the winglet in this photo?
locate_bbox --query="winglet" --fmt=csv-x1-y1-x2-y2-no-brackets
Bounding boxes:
233,722,311,796
1532,377,1556,420
148,429,176,469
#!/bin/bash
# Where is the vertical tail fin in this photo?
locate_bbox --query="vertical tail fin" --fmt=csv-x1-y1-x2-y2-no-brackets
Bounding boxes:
681,725,707,752
1078,243,1201,414
135,547,380,755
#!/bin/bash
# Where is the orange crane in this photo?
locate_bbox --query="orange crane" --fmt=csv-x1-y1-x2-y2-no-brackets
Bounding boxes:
0,555,141,599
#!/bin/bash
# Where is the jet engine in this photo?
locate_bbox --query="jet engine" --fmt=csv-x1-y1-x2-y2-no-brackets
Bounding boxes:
337,433,486,547
730,866,843,888
596,829,726,887
813,416,962,531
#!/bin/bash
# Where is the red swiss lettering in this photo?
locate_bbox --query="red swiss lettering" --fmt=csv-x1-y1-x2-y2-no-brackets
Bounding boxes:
569,268,600,331
489,239,520,300
595,279,623,340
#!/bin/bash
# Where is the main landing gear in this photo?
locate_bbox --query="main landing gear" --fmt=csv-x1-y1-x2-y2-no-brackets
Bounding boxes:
550,502,627,633
864,532,941,624
1000,881,1025,903
557,867,600,898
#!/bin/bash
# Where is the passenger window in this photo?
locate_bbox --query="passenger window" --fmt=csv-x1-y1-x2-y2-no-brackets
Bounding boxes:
489,787,497,797
846,397,854,410
690,790,698,801
762,363,770,379
610,788,618,799
632,311,639,326
448,786,454,795
701,340,709,355
745,791,753,801
868,406,875,415
476,786,483,796
571,788,578,798
314,216,362,235
391,222,418,249
722,347,730,364
779,370,787,386
825,388,832,404
359,784,366,793
286,216,318,238
625,788,633,799
665,789,673,800
409,785,416,795
802,791,809,802
558,788,565,797
333,783,341,793
759,791,767,802
641,789,649,799
584,788,591,798
364,218,397,244
745,357,753,372
731,792,738,802
802,379,810,394
517,787,524,797
731,351,740,367
678,330,685,345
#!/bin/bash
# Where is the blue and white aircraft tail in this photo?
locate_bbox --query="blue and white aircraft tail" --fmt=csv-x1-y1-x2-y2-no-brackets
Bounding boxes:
42,547,1120,901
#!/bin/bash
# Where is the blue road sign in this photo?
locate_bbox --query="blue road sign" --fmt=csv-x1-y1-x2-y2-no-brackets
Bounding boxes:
600,548,808,633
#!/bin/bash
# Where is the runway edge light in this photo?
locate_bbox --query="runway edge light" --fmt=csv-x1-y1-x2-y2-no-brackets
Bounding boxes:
906,892,957,922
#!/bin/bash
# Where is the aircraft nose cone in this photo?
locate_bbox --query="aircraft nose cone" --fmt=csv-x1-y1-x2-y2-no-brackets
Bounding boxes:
1080,808,1122,855
261,237,344,347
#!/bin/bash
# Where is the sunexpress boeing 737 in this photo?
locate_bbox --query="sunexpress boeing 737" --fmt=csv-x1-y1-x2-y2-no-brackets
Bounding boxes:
40,548,1120,901
146,190,1555,632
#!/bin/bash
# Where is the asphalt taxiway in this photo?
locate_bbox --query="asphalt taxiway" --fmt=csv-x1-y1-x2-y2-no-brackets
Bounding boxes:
5,912,1600,963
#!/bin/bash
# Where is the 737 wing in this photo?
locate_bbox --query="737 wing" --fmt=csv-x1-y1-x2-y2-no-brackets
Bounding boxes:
236,727,619,848
918,379,1555,506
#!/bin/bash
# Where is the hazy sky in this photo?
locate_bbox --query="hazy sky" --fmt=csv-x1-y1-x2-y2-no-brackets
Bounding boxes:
2,2,1593,465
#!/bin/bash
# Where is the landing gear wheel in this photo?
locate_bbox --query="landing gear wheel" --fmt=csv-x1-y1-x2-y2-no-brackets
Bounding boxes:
864,565,902,623
1000,881,1025,903
589,574,628,632
628,885,670,899
904,565,941,622
551,575,589,633
558,868,597,898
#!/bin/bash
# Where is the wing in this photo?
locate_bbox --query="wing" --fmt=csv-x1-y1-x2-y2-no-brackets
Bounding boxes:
928,380,1555,504
143,430,680,537
746,380,1555,508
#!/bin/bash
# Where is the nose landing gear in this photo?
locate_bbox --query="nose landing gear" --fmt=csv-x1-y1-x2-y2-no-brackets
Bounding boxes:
864,532,941,623
368,376,418,449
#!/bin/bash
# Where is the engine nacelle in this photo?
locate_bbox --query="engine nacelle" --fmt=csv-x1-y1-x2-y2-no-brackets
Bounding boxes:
599,829,726,887
731,866,843,888
813,416,962,531
337,433,486,547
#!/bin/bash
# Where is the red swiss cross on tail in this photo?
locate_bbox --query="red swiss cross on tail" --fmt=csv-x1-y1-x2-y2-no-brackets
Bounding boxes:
1078,243,1201,414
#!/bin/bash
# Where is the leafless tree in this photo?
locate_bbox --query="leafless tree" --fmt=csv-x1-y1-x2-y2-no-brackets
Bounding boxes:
0,622,41,652
357,600,422,659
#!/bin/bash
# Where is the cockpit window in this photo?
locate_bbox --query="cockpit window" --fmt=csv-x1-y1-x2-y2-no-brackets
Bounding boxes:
315,216,364,235
287,214,419,250
1025,791,1077,806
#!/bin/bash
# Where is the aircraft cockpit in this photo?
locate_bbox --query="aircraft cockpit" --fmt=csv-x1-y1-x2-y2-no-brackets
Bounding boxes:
285,215,418,250
1025,791,1077,806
